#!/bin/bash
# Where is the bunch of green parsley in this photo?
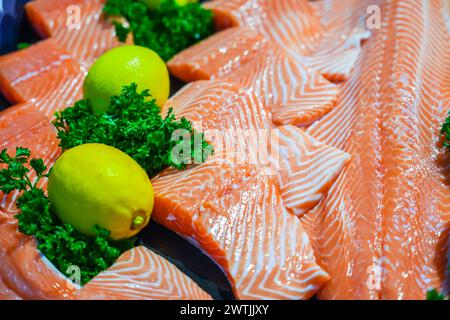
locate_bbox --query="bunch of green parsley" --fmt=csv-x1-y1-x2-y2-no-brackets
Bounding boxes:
0,148,134,285
103,0,214,61
53,83,212,177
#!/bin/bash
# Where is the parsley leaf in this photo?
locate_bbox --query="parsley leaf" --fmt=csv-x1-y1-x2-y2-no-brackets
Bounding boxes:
104,0,214,61
441,111,450,149
17,42,31,50
0,147,32,193
30,158,47,177
53,83,213,177
0,148,134,285
426,288,447,300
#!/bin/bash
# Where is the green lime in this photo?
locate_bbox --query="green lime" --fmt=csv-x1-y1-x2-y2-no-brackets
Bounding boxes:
83,45,170,113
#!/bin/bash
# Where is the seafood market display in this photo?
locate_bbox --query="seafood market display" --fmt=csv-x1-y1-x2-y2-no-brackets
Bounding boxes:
0,0,449,300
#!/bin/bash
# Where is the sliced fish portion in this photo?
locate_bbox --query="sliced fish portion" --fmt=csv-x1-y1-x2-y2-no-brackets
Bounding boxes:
303,0,450,299
0,103,60,212
152,159,329,300
26,0,123,68
0,207,76,300
168,29,338,126
204,0,368,81
0,39,84,117
75,246,212,300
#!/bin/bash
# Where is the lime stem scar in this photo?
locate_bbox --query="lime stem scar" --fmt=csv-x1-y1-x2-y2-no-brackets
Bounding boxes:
133,216,144,228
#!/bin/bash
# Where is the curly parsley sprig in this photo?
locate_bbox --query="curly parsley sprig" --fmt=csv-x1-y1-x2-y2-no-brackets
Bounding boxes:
427,288,448,300
53,83,213,177
0,148,43,193
103,0,214,61
0,148,134,285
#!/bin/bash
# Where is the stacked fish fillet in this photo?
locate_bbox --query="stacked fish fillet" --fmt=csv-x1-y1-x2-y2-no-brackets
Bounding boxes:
0,0,448,300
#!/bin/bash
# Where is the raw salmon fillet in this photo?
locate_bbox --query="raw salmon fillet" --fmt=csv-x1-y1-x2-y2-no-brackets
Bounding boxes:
154,80,352,299
310,0,375,37
164,80,349,215
303,0,450,299
26,0,122,68
204,0,323,55
0,107,68,300
0,207,76,300
163,80,272,133
0,39,84,118
0,208,23,300
225,47,338,126
274,125,349,216
168,29,338,126
75,246,211,300
164,80,273,172
0,103,60,212
299,0,380,82
168,27,268,83
152,161,329,299
204,0,367,82
0,277,22,300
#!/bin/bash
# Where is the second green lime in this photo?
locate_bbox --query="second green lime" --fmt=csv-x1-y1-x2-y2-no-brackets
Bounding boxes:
83,45,170,113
